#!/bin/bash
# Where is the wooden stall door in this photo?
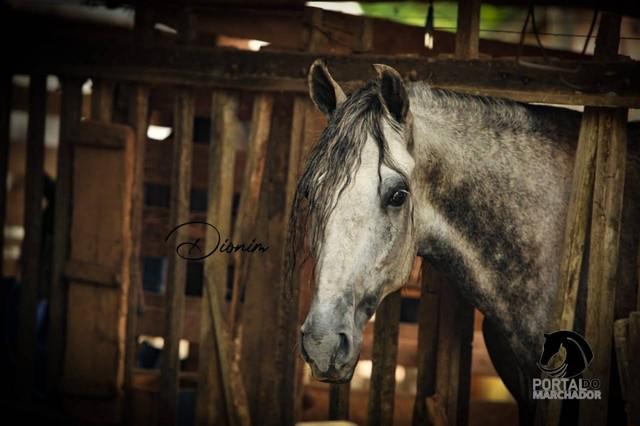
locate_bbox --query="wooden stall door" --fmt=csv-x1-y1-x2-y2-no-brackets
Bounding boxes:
61,121,135,422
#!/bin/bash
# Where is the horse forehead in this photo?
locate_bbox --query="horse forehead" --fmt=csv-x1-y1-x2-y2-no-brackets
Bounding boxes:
381,120,415,176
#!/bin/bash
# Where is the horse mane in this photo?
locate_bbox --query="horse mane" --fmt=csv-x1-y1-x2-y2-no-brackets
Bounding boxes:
283,81,406,297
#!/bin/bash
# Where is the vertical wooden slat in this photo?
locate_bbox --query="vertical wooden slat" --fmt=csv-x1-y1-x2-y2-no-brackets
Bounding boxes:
91,79,114,122
329,382,351,420
537,12,624,426
17,74,47,400
241,94,292,426
435,285,474,426
0,74,11,282
367,290,402,426
197,91,238,426
412,262,441,426
47,77,83,395
455,0,481,59
279,96,318,425
580,105,627,426
159,88,194,426
228,94,274,332
124,84,149,423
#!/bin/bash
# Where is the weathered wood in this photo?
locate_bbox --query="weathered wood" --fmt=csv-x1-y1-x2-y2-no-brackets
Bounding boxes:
64,259,119,286
367,290,402,426
159,88,194,426
47,77,83,396
137,292,202,342
0,74,11,283
229,94,273,333
67,119,132,149
8,39,640,107
61,120,134,417
412,261,441,426
280,96,321,424
579,106,628,426
91,79,114,122
17,74,47,401
435,284,474,426
455,0,481,59
124,83,149,425
197,91,239,426
329,382,351,420
240,94,292,426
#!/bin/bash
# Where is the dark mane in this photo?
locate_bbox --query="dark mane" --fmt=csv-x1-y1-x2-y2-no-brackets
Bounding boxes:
283,81,403,295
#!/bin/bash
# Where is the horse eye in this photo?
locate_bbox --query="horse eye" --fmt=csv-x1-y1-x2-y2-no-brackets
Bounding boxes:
387,189,409,207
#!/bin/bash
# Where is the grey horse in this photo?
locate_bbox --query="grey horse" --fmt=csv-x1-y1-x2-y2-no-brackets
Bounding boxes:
287,59,640,424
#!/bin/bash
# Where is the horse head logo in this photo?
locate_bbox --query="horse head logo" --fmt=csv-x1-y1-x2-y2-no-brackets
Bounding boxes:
537,330,593,379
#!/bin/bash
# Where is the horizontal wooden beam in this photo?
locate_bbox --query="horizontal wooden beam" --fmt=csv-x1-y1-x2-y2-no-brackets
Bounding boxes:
7,37,640,107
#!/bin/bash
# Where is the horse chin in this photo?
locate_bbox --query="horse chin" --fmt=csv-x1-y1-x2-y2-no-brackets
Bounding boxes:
308,357,359,384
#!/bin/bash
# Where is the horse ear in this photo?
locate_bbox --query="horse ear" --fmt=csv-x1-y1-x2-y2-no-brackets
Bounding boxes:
372,63,409,124
308,59,347,117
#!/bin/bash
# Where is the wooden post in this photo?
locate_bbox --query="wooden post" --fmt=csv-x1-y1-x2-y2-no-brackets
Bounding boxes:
579,107,627,425
412,262,441,426
367,290,402,426
159,88,194,426
455,0,481,59
17,74,47,401
196,91,239,426
91,79,114,122
124,84,149,424
228,94,273,333
278,96,320,425
48,77,83,396
329,382,351,420
240,94,294,426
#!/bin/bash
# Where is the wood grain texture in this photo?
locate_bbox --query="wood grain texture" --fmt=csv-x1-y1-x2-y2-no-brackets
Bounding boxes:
367,290,402,426
91,78,114,122
579,107,628,426
17,74,46,401
455,0,481,59
124,83,149,425
197,91,239,426
159,88,194,426
47,77,83,396
412,262,442,426
229,93,273,333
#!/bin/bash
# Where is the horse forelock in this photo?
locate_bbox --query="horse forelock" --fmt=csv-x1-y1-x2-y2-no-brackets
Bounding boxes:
283,81,409,297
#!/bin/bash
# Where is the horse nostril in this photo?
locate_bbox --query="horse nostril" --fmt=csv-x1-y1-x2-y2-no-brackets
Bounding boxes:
335,332,350,365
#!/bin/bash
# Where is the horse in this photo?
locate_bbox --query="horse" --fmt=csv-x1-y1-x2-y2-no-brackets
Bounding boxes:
286,59,640,425
538,330,593,379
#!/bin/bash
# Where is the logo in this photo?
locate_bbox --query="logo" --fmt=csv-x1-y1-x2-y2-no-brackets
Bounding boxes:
532,330,601,400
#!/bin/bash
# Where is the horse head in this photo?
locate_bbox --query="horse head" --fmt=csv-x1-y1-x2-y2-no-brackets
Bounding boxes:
287,60,417,382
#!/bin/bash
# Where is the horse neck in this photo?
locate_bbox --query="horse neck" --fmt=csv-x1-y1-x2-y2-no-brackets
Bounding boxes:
407,84,579,350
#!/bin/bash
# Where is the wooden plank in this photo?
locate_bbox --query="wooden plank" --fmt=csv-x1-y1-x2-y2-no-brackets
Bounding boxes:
455,0,481,60
7,37,640,107
137,292,202,342
434,284,474,426
62,120,135,413
91,79,114,122
67,119,132,149
329,383,351,420
240,94,291,425
47,77,83,396
158,88,194,426
412,261,441,426
280,97,320,424
124,84,149,425
0,73,10,282
579,105,628,426
17,74,47,401
367,290,402,426
228,93,273,332
196,90,239,426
